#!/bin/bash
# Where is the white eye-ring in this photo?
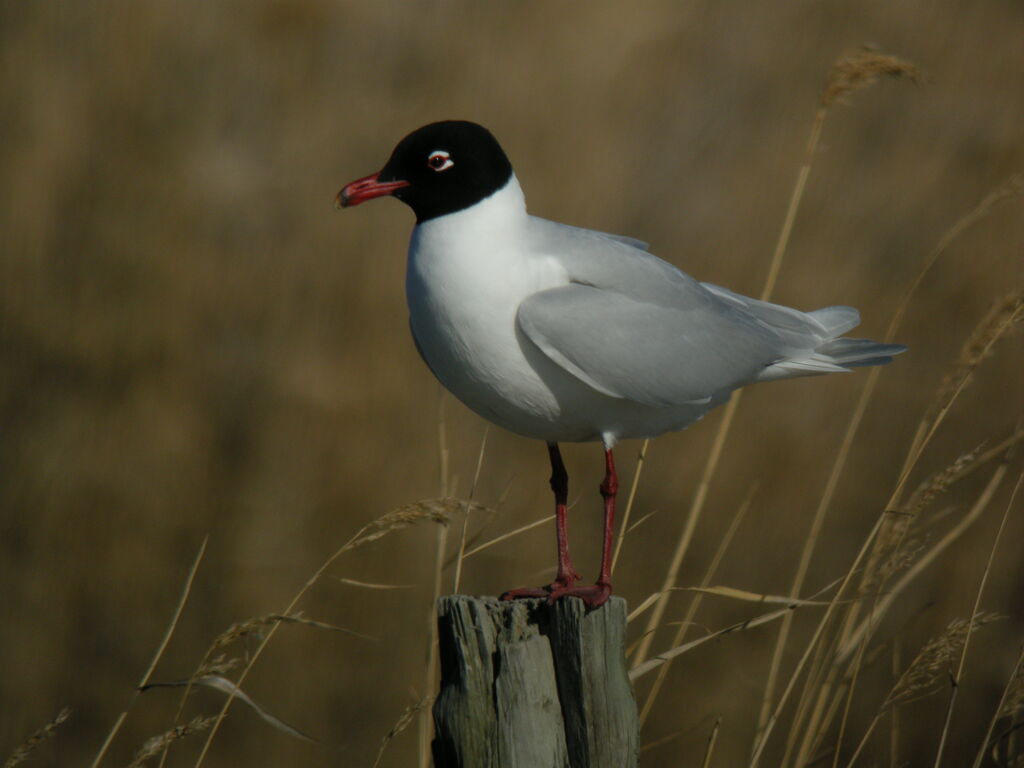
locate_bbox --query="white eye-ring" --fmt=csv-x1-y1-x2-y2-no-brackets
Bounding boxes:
427,150,454,172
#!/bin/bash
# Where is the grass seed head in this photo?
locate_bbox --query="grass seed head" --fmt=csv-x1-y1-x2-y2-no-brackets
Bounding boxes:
196,653,243,678
821,49,920,108
346,498,475,552
903,445,983,518
886,613,1003,708
927,290,1024,425
125,716,217,768
211,613,287,650
3,708,71,768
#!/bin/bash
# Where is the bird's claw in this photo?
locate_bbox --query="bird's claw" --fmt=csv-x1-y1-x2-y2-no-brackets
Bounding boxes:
546,581,613,608
501,580,612,608
500,572,582,602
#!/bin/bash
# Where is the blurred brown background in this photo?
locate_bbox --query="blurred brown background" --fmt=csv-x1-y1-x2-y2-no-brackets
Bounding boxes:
1,2,1022,766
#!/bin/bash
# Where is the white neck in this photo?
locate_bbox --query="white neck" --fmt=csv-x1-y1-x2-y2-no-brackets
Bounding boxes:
413,174,528,245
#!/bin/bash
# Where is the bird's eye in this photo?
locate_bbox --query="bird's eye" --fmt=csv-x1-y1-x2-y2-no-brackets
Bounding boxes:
427,150,454,172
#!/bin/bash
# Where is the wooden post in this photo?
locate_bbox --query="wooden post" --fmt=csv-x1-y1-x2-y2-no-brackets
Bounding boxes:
432,595,638,768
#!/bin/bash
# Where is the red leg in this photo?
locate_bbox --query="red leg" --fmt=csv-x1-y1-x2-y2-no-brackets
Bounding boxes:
548,447,616,607
501,443,581,600
549,443,582,587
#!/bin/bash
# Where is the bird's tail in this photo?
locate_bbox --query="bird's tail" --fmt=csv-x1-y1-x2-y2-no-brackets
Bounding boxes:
757,305,906,381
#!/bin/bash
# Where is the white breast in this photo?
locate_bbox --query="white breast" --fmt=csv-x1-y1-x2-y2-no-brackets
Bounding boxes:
405,177,576,435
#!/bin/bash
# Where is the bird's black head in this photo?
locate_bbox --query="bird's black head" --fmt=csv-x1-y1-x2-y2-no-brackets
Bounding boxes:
336,120,513,223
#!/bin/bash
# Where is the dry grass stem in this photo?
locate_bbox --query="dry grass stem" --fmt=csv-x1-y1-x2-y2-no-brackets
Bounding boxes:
805,458,1010,766
422,520,448,768
821,49,920,107
926,291,1023,428
453,426,489,593
628,590,668,624
192,501,449,768
763,175,1021,752
638,486,754,723
372,697,431,768
680,585,835,607
625,509,658,534
794,458,1012,768
973,644,1024,768
333,577,413,590
422,412,453,768
884,174,1022,351
890,640,903,767
638,730,686,754
459,513,556,559
831,618,871,768
839,293,1023,682
630,604,807,681
3,708,71,768
891,290,1022,513
90,536,208,768
612,438,650,574
843,614,1003,768
210,613,373,649
749,513,887,768
144,676,315,743
127,717,217,768
839,174,1024,623
838,436,1017,665
701,718,722,768
998,654,1024,722
869,435,1008,595
631,392,743,667
933,472,1023,767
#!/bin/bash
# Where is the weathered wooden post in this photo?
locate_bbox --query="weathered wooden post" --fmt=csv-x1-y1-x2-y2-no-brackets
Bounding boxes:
432,595,638,768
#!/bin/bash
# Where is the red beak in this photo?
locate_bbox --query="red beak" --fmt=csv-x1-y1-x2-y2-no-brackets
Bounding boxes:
335,172,410,208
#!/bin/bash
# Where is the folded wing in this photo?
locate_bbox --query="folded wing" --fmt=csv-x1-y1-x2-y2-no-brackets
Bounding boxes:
518,218,905,407
518,282,798,406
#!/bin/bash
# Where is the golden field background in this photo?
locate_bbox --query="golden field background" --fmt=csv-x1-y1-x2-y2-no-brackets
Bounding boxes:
1,2,1022,766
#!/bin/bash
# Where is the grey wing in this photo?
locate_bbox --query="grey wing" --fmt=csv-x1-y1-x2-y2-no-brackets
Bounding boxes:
528,215,650,252
517,283,796,407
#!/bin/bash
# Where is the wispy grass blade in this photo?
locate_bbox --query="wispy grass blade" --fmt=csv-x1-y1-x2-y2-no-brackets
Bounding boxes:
453,426,489,593
837,445,1016,664
701,718,722,768
631,604,808,681
333,577,413,590
460,514,555,559
91,535,207,768
758,155,1020,754
933,472,1022,767
972,643,1024,768
612,438,649,574
191,500,449,768
373,697,431,768
146,676,315,743
638,485,755,723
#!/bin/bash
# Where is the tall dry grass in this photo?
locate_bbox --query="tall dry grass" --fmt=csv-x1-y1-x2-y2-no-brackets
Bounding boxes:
2,2,1023,766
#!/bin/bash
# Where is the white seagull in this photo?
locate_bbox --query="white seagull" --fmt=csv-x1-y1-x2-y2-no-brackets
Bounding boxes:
337,120,905,607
